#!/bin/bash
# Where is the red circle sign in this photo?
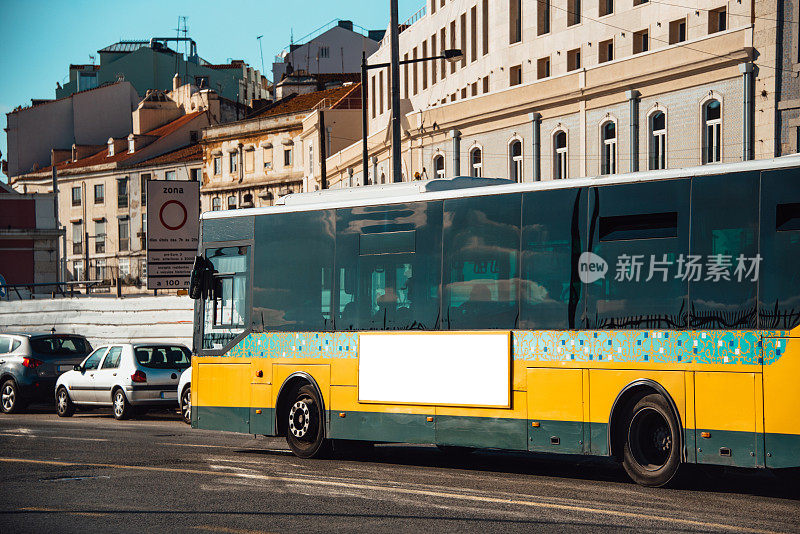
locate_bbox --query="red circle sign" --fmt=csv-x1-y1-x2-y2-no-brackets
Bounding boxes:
159,200,188,231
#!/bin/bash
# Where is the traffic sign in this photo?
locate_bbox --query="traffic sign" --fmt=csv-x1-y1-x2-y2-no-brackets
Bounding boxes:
146,180,199,290
0,274,6,298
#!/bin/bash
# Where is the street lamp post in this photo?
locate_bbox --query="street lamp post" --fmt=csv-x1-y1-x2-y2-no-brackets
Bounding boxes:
360,46,462,185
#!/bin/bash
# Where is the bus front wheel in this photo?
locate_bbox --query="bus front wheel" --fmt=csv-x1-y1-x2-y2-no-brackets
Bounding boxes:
285,384,331,459
621,393,681,487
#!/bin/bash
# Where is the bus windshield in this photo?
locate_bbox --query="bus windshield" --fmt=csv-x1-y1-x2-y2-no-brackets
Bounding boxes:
202,245,250,351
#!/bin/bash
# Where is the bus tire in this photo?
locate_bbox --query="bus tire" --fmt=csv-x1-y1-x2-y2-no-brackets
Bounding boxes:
286,384,331,459
621,393,681,487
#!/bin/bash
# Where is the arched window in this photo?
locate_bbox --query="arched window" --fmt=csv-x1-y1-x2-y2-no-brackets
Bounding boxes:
212,198,221,211
510,140,523,182
242,193,254,208
553,131,567,179
601,121,616,175
433,154,445,178
227,195,237,210
649,111,666,170
470,147,483,177
703,99,721,164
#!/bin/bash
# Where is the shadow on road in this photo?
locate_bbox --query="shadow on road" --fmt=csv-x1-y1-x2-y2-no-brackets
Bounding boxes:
231,442,800,501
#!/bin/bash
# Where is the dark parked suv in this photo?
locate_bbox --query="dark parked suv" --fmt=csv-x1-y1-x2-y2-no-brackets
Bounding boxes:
0,333,93,413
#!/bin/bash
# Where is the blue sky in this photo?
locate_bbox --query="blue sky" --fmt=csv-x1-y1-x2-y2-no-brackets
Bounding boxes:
0,0,421,182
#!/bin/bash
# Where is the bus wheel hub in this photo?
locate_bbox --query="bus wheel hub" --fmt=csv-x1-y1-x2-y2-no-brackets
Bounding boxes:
289,400,311,438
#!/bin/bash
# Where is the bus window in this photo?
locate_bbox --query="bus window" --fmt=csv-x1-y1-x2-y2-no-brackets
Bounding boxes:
586,179,690,329
521,188,586,330
690,172,759,329
443,193,521,330
759,167,800,329
203,246,250,351
252,210,335,331
335,202,442,331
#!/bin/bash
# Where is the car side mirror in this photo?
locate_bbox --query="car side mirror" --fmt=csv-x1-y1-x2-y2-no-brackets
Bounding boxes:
73,364,83,372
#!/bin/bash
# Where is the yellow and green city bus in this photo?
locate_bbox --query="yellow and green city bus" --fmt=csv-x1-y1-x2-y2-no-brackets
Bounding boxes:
189,155,800,486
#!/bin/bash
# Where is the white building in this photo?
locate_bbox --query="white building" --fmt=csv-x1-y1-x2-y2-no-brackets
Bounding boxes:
325,0,792,187
272,20,384,82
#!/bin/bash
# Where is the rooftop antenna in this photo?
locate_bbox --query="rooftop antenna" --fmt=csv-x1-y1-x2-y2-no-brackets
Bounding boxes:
174,16,181,78
89,54,95,65
257,35,265,77
180,16,189,80
290,29,294,71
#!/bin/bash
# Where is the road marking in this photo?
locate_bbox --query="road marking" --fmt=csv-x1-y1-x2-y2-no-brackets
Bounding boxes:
158,443,289,454
0,457,779,534
21,506,111,518
193,526,276,534
0,433,107,442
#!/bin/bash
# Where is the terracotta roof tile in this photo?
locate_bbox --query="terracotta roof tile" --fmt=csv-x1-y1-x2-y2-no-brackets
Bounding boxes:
132,144,202,168
37,110,206,175
255,84,360,119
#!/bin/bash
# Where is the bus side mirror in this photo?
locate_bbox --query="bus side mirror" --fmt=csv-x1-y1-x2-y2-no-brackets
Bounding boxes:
189,256,204,300
212,276,223,301
189,256,214,300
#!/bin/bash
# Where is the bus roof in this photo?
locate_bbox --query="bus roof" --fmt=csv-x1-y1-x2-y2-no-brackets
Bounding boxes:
201,154,800,221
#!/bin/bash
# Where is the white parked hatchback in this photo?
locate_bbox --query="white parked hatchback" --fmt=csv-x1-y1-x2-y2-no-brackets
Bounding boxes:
55,343,191,420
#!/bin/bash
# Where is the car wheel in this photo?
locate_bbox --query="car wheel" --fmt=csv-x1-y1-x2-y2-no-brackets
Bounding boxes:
112,389,133,420
285,384,331,459
56,387,75,417
181,386,191,425
0,379,24,414
621,393,681,487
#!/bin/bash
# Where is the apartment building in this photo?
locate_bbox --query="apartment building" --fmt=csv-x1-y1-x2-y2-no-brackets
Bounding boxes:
201,83,361,211
326,0,793,186
59,39,268,106
9,79,220,289
272,20,384,82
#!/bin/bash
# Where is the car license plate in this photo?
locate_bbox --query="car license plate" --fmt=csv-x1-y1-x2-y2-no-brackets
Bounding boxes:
58,365,73,373
161,391,177,400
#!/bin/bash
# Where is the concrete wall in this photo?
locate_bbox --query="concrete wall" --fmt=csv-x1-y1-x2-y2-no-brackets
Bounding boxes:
6,82,139,177
0,296,193,347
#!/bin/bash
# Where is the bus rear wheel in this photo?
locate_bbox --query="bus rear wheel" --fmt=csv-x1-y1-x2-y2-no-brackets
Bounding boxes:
285,384,331,459
621,393,681,487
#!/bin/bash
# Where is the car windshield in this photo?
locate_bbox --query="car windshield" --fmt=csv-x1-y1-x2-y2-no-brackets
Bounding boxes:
134,346,191,370
30,336,91,357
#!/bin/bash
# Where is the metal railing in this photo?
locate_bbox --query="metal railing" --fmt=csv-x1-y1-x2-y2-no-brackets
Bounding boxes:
0,281,101,301
402,4,427,27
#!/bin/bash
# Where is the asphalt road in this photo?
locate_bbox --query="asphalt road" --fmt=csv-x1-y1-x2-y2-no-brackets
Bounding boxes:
0,406,798,534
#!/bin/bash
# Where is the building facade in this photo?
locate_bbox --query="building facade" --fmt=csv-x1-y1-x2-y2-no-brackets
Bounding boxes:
58,39,268,106
272,20,384,82
326,0,793,187
200,84,361,212
5,82,140,178
9,81,219,291
0,182,61,298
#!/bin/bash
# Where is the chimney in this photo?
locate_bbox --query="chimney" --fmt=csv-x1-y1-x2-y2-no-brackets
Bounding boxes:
173,73,181,91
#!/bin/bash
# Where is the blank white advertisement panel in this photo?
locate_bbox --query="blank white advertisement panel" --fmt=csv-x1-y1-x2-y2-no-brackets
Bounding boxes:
358,332,511,407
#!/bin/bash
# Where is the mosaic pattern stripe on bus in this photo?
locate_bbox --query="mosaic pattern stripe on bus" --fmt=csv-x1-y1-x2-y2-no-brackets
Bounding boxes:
227,332,359,359
513,330,789,365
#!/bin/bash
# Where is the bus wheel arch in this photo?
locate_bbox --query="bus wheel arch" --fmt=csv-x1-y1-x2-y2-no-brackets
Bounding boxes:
275,372,326,437
609,379,684,487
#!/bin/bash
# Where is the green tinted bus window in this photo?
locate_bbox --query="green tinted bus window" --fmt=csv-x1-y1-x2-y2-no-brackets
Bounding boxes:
443,193,521,330
335,202,442,331
689,172,759,329
252,210,335,332
587,179,690,329
760,167,800,329
521,188,587,330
